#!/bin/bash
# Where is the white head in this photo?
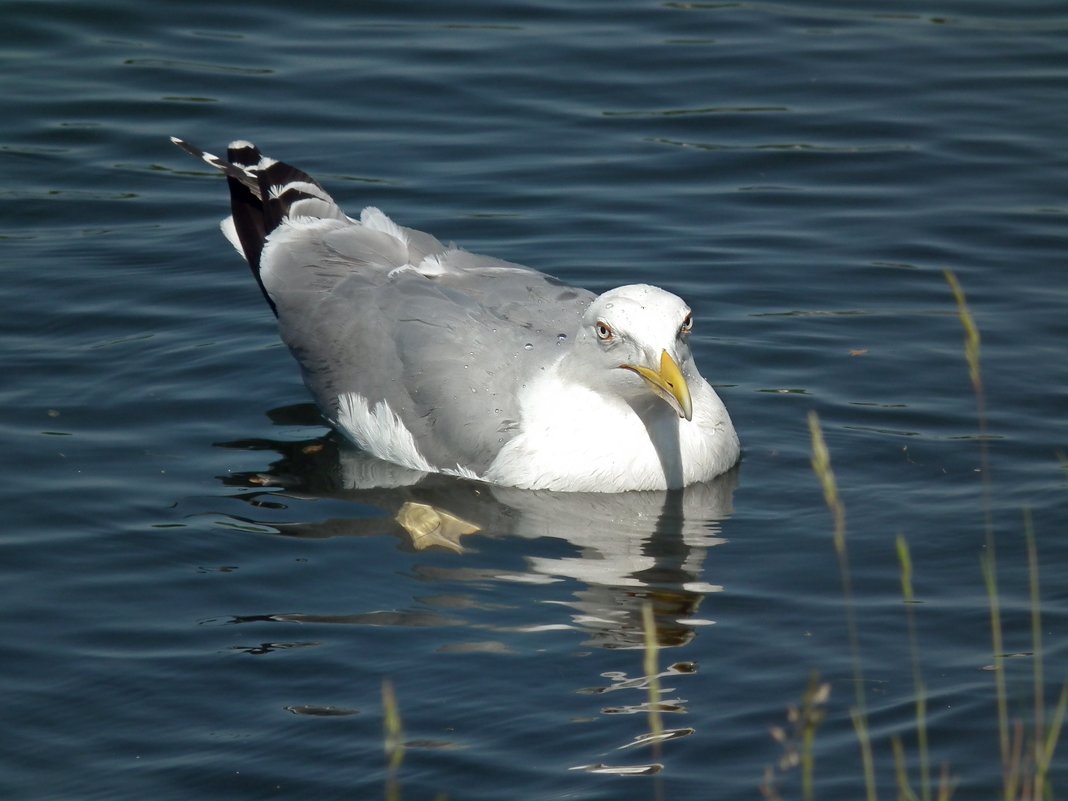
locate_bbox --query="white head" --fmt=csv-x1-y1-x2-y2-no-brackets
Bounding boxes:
565,284,698,419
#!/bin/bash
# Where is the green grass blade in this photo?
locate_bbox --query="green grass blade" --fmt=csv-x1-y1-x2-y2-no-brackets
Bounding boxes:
943,270,981,398
981,550,1011,800
892,736,921,801
896,536,914,605
383,679,404,801
1038,682,1068,783
897,535,931,801
1023,507,1048,801
808,412,876,801
641,602,664,745
945,272,1010,800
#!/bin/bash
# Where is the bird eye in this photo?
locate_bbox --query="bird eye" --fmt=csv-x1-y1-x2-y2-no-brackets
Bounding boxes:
680,312,693,335
595,321,614,341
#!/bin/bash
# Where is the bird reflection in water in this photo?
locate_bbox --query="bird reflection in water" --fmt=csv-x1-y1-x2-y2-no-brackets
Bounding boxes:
215,403,739,652
210,404,740,776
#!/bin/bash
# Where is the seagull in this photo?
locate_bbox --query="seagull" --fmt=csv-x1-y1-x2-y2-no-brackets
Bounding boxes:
172,137,739,492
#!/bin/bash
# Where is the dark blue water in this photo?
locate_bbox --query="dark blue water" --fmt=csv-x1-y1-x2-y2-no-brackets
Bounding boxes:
3,2,1067,799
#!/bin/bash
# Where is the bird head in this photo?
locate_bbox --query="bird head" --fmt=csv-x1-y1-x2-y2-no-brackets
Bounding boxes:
572,284,697,420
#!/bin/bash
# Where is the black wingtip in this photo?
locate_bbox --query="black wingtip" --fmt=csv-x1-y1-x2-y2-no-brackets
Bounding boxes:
223,145,270,301
172,135,278,316
226,140,263,169
173,138,346,320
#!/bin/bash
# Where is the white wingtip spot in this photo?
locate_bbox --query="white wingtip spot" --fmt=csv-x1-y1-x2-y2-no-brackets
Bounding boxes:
268,180,331,202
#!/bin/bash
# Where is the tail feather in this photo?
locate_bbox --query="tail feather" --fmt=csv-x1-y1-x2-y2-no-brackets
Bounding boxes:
171,136,342,316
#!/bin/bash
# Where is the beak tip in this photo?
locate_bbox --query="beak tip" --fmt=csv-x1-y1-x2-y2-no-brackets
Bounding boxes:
621,351,694,421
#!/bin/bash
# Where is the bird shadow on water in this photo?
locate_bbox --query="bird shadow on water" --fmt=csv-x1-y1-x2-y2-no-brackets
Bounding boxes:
205,402,741,781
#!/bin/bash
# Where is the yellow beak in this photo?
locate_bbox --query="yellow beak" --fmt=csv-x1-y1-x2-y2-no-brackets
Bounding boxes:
620,350,693,421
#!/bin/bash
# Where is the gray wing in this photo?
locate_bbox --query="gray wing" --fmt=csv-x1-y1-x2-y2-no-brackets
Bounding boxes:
170,136,594,472
262,217,594,473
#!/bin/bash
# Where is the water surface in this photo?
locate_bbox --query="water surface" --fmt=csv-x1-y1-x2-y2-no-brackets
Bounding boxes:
2,2,1067,799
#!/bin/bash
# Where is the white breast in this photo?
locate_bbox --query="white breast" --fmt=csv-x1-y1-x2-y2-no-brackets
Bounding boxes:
484,372,738,492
